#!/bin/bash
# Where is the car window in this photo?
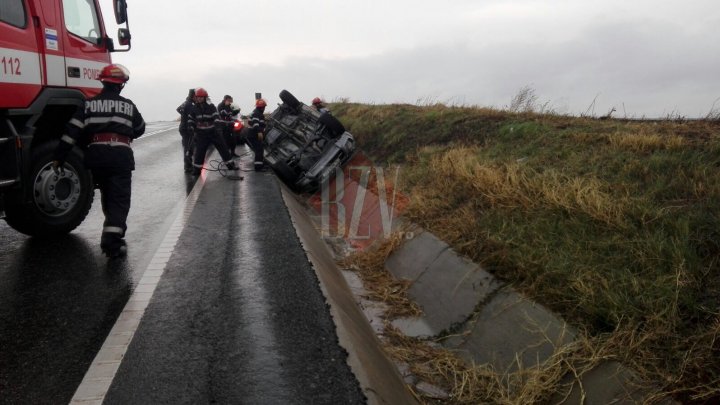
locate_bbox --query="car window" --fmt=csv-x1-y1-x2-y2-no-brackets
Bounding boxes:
0,0,26,28
62,0,101,44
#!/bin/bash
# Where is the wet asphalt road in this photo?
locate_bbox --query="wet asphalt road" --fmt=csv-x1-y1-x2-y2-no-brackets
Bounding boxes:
0,124,364,404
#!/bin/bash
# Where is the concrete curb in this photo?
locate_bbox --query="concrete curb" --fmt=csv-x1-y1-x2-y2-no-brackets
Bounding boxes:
280,183,418,405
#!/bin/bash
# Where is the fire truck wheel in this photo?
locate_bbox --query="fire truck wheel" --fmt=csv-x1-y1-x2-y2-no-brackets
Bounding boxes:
4,142,94,237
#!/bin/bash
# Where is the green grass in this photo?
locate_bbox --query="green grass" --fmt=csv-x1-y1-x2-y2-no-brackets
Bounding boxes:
331,101,720,403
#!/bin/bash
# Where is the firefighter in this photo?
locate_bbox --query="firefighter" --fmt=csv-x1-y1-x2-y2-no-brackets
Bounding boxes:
52,63,145,258
188,88,238,176
217,94,240,157
247,98,267,171
312,97,329,114
176,88,195,173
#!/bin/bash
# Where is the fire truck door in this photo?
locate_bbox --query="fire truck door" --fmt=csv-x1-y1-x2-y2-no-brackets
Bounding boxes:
0,0,44,109
57,0,110,94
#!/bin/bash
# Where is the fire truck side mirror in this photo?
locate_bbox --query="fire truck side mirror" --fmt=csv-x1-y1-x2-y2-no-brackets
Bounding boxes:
114,0,128,24
118,28,131,47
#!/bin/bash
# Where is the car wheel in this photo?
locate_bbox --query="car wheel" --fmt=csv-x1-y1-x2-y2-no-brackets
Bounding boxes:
318,112,345,137
279,90,301,109
4,142,94,237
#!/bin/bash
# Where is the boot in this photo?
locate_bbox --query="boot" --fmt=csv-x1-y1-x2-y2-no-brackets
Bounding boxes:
101,237,127,259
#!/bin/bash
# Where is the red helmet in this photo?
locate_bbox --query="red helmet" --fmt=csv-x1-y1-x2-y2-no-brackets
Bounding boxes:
312,97,323,106
255,98,267,108
98,63,130,84
195,87,208,98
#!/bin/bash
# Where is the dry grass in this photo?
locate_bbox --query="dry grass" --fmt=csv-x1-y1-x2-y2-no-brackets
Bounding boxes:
607,128,686,152
381,322,683,404
330,101,720,403
430,147,629,228
340,233,422,319
402,147,720,402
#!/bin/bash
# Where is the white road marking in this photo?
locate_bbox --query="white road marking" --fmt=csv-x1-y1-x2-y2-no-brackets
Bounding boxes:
69,168,207,405
136,122,179,139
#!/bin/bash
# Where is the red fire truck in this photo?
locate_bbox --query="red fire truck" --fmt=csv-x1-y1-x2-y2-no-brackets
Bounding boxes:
0,0,131,236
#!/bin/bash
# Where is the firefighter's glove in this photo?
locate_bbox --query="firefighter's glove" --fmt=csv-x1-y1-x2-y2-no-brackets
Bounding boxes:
258,132,264,142
52,160,65,175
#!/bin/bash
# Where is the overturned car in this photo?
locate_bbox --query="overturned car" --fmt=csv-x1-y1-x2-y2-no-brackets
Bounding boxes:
264,90,355,192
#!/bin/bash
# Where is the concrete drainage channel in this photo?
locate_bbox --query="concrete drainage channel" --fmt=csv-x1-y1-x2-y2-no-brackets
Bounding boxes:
280,180,675,405
384,229,675,404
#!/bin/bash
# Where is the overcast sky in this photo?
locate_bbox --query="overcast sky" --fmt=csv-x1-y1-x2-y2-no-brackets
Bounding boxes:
100,0,720,121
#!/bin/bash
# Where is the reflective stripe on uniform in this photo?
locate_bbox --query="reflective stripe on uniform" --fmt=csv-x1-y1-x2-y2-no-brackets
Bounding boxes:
88,141,131,148
61,134,76,144
103,226,124,234
85,116,134,128
69,118,85,129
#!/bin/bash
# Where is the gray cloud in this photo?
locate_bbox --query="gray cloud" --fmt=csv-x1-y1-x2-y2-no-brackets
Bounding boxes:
115,1,720,121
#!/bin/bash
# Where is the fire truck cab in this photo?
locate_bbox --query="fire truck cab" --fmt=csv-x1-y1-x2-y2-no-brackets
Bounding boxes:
0,0,130,236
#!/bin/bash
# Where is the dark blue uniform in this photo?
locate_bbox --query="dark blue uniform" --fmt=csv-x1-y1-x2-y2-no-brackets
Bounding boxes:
217,102,238,156
54,86,146,256
188,101,234,175
248,107,266,171
176,98,195,172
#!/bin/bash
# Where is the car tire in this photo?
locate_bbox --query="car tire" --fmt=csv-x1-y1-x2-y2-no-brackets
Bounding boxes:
318,112,345,137
4,141,94,237
279,90,301,109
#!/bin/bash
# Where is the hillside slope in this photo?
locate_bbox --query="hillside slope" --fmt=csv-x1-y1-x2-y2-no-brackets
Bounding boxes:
332,102,720,403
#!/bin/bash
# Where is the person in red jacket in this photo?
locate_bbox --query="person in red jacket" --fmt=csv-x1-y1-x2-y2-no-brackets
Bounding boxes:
52,63,145,258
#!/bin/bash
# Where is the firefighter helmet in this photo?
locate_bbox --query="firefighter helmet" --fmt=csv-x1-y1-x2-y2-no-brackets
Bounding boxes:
98,63,130,84
255,98,267,108
312,97,323,106
195,87,208,98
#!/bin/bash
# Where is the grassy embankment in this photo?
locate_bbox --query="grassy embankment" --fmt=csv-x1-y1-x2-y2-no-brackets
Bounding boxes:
331,102,720,404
